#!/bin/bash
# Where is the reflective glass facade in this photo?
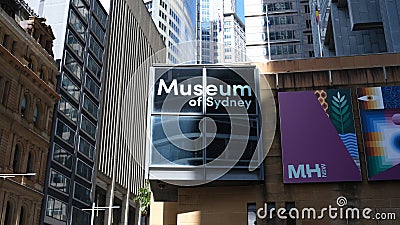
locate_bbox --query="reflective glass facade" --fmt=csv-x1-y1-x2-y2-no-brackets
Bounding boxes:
148,65,263,183
33,0,108,224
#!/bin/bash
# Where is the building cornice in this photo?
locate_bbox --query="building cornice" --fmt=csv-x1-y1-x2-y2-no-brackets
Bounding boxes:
255,53,400,74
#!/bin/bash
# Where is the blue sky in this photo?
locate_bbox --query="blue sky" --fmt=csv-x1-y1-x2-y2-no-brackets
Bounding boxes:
237,0,245,23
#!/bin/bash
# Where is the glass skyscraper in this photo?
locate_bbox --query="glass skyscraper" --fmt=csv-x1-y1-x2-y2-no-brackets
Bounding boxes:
26,0,108,224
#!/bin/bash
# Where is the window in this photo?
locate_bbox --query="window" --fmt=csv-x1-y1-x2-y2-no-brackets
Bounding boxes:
81,116,96,138
1,80,10,105
270,45,297,55
46,196,68,221
53,144,73,169
93,0,107,25
85,74,100,99
4,202,12,225
59,97,78,122
72,0,89,21
2,34,9,48
267,2,293,11
18,207,25,225
66,30,84,58
56,120,75,145
89,36,103,62
247,203,257,225
286,202,296,225
91,18,105,43
309,51,315,57
87,56,102,79
306,19,311,28
269,16,294,25
64,51,83,79
26,152,34,177
72,207,90,225
76,159,92,181
307,35,313,44
74,183,91,204
61,74,80,100
269,30,295,41
69,11,86,39
304,5,310,13
267,202,276,225
33,104,39,125
79,137,95,160
83,95,98,118
20,95,27,116
13,145,20,172
50,170,70,193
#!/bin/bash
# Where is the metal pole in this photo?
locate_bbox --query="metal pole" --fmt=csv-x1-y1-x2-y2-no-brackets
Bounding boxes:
265,6,271,60
90,202,95,225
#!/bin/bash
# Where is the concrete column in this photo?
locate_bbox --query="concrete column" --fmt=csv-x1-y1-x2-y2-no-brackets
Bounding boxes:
119,193,130,225
104,184,114,225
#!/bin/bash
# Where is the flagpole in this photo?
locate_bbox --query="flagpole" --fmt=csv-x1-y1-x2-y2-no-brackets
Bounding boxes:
265,7,271,60
315,0,323,57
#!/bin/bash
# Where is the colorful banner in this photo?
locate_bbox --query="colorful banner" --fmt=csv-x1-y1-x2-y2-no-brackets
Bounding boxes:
357,86,400,180
279,89,361,183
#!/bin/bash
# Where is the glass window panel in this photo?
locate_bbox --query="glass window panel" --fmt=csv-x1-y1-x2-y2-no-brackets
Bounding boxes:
205,116,259,167
151,116,204,166
81,116,96,138
66,30,84,58
89,36,103,62
59,97,78,122
64,51,83,79
50,170,70,193
87,55,102,79
72,0,89,21
61,74,80,100
56,120,75,145
74,183,91,204
72,207,90,225
69,11,86,39
79,137,95,160
46,196,68,221
76,159,92,181
83,94,98,118
53,144,73,169
93,0,107,25
85,74,100,99
91,18,105,43
153,68,203,113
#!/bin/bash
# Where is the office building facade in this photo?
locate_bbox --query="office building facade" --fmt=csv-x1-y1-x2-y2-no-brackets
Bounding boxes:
26,0,108,224
95,0,165,224
143,0,196,63
313,0,400,57
245,0,315,61
0,1,59,224
200,0,246,63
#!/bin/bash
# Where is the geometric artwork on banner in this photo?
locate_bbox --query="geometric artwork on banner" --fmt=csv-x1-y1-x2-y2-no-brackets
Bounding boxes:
358,86,400,180
279,89,361,183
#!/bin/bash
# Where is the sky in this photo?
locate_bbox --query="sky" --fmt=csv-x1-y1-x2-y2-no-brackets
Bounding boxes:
99,0,244,24
99,0,111,13
237,0,245,23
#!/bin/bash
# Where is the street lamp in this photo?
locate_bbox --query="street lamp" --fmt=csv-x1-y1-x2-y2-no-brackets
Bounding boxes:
0,173,36,179
82,202,120,225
